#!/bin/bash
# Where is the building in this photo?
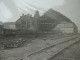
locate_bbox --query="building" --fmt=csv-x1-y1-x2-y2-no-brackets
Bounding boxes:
2,22,17,35
54,22,78,34
54,22,73,33
37,15,57,33
3,22,16,30
44,9,78,34
0,25,4,34
44,9,72,23
16,14,38,34
34,10,40,18
16,14,32,30
0,23,4,35
15,9,78,34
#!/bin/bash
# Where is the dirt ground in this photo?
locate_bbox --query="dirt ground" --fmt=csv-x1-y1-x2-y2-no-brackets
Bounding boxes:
0,34,79,60
50,39,80,60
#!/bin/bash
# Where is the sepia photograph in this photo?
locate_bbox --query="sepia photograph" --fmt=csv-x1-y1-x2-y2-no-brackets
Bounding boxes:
0,0,80,60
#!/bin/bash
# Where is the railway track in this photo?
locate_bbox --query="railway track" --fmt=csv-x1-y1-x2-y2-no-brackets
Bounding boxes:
23,34,80,60
48,40,80,60
27,34,79,57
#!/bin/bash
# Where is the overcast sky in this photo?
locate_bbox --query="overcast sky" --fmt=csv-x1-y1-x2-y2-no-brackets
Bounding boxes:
0,0,80,30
